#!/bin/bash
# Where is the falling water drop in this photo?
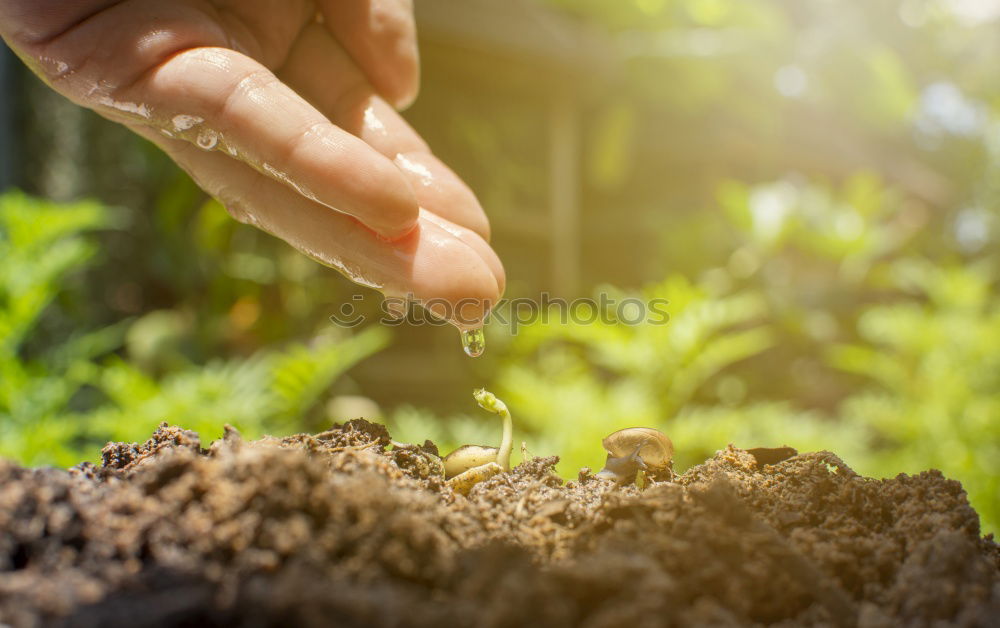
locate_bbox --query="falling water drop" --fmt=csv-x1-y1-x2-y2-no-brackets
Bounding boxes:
461,327,485,358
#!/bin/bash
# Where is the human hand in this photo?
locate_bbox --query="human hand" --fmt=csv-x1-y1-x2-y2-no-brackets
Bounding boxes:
0,0,504,330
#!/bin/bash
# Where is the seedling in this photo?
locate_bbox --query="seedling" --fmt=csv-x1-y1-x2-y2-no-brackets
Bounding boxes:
595,427,673,485
443,388,513,494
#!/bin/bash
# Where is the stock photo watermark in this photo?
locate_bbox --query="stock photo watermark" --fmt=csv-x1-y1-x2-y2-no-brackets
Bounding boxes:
329,292,671,333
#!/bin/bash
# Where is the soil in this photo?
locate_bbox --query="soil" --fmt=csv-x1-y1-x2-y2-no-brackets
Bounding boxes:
2,420,998,627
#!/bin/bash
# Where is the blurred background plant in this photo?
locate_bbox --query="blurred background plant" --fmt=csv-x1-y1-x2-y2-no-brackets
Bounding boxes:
2,0,999,533
0,192,388,466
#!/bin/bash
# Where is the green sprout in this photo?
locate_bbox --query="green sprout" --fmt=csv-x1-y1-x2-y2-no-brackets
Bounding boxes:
472,388,512,471
441,389,514,494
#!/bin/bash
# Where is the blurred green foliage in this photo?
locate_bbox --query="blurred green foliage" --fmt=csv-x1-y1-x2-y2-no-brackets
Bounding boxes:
0,191,121,465
832,259,1000,533
0,191,388,466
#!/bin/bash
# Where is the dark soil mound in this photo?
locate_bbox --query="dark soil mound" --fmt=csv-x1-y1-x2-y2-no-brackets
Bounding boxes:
2,420,998,627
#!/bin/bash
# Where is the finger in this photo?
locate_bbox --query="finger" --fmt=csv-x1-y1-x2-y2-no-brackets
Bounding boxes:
146,47,423,239
316,0,419,110
419,209,505,296
26,2,419,239
131,124,502,328
280,24,491,240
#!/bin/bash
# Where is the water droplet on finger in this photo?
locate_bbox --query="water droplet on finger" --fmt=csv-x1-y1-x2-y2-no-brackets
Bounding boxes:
196,129,219,150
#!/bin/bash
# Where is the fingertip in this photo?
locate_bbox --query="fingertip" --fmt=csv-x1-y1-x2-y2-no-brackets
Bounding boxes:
493,256,506,297
404,227,501,327
370,53,419,111
374,218,419,242
391,83,418,111
392,152,490,239
464,227,505,296
338,150,420,238
467,211,491,243
389,60,419,110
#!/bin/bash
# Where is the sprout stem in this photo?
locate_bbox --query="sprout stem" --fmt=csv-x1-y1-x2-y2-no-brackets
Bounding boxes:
473,388,512,471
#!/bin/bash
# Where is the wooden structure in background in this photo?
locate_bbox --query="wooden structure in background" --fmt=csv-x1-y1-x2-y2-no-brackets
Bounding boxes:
348,0,616,411
413,0,612,297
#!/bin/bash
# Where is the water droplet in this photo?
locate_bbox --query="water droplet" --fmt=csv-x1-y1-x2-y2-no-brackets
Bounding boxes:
395,153,434,186
96,96,151,119
461,327,485,357
171,114,203,132
196,129,219,150
363,105,386,134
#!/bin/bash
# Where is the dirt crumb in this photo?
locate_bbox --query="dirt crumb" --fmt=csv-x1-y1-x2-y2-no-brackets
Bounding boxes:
100,423,203,470
1,427,997,627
